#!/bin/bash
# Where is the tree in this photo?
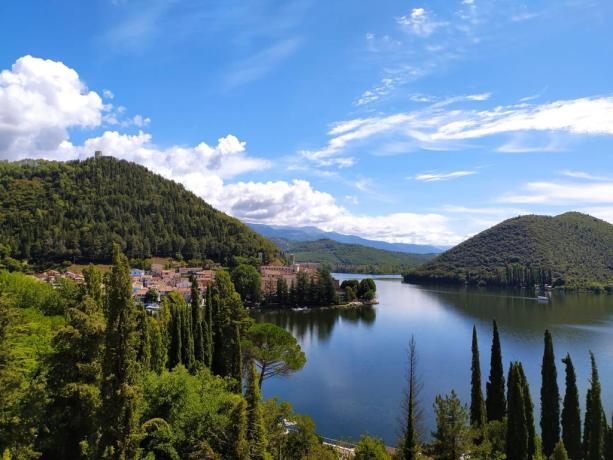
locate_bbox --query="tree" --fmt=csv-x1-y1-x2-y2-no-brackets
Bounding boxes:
550,441,570,460
401,336,420,460
227,399,249,460
517,363,536,459
561,354,581,460
245,360,270,460
470,325,486,428
232,264,262,304
506,362,528,460
431,390,471,460
243,322,306,389
275,277,289,306
541,330,560,457
354,435,391,460
98,245,140,459
190,277,205,367
486,321,505,422
358,278,376,299
144,288,159,304
584,353,604,460
604,414,613,460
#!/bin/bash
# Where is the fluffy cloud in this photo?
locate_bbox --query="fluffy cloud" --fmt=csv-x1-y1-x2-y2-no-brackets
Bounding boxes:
0,55,104,158
302,95,613,167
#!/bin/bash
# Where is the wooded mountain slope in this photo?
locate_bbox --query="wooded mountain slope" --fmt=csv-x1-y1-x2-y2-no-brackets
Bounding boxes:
0,156,278,265
403,212,613,289
272,237,434,273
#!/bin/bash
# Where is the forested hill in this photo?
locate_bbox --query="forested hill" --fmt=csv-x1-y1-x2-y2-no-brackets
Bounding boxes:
271,237,434,274
403,212,613,290
0,156,279,266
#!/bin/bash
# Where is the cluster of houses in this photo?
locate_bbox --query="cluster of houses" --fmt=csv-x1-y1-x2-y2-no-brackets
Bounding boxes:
36,261,331,312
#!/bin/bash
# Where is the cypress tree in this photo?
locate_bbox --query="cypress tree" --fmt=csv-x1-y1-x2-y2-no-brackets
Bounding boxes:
506,362,528,460
584,353,603,460
402,336,419,460
98,245,140,459
561,354,582,460
486,320,506,422
470,325,486,428
245,360,269,460
604,413,613,460
180,297,195,371
551,441,570,460
517,363,536,459
227,399,249,460
541,329,561,457
136,307,152,370
190,277,205,367
583,389,592,458
167,297,182,369
203,286,213,368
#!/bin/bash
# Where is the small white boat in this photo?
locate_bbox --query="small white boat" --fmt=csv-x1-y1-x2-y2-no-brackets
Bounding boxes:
537,295,549,302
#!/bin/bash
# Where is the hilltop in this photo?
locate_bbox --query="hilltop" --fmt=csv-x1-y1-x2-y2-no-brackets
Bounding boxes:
270,237,434,274
0,156,278,267
403,212,613,290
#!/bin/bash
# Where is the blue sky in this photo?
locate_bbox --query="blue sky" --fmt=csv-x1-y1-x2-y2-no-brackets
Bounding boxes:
1,0,613,245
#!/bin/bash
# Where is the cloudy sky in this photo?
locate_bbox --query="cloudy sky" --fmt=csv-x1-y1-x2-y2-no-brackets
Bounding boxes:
1,0,613,246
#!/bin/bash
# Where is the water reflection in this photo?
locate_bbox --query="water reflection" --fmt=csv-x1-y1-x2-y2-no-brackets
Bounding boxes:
252,305,376,342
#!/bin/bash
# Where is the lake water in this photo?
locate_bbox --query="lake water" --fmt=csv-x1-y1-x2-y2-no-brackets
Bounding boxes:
252,274,613,445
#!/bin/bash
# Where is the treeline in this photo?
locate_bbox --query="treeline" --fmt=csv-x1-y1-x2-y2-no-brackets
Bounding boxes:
0,246,338,459
339,278,377,302
396,323,613,460
0,157,278,268
269,269,338,308
405,264,554,289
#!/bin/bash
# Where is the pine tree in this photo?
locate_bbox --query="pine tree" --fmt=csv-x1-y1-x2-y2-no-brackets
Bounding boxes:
190,277,205,367
506,362,528,460
245,360,269,460
584,353,603,460
227,399,249,460
561,354,582,460
470,325,485,428
517,363,536,459
402,336,419,460
98,245,140,459
486,320,506,422
541,330,561,457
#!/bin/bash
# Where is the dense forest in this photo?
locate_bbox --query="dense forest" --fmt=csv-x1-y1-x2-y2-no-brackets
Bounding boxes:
0,157,279,268
403,213,613,291
270,238,434,274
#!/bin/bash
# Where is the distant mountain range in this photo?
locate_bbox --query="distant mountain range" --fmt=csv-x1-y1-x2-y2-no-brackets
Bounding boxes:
403,212,613,290
268,237,434,274
247,223,446,255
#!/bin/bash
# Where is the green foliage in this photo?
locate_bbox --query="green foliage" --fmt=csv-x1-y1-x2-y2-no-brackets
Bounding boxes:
506,362,529,460
403,212,613,289
0,271,62,314
541,330,561,457
98,245,140,459
470,326,486,428
273,238,433,274
232,264,262,304
354,435,392,459
245,361,270,460
431,390,471,460
486,321,506,422
561,354,582,460
584,353,604,460
243,322,306,389
276,268,338,308
0,157,278,266
550,441,570,460
401,336,419,460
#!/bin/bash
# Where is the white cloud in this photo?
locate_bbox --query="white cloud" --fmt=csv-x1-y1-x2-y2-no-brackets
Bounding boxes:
0,55,104,158
397,8,447,37
559,170,609,181
500,181,613,205
102,89,114,99
412,170,476,182
303,95,613,167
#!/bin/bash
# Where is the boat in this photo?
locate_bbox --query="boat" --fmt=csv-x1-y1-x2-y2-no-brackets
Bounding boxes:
537,295,549,302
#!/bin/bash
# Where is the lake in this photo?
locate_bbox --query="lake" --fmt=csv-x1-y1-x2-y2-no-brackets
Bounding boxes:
251,274,613,445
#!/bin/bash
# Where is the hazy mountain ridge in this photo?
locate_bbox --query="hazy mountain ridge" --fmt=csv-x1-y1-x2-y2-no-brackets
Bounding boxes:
247,223,446,255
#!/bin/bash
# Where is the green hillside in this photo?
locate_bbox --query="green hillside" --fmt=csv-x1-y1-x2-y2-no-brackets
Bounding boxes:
272,237,434,274
0,156,278,267
403,212,613,290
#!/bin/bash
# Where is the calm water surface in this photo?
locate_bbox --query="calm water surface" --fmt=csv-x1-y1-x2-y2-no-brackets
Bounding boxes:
252,274,613,445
